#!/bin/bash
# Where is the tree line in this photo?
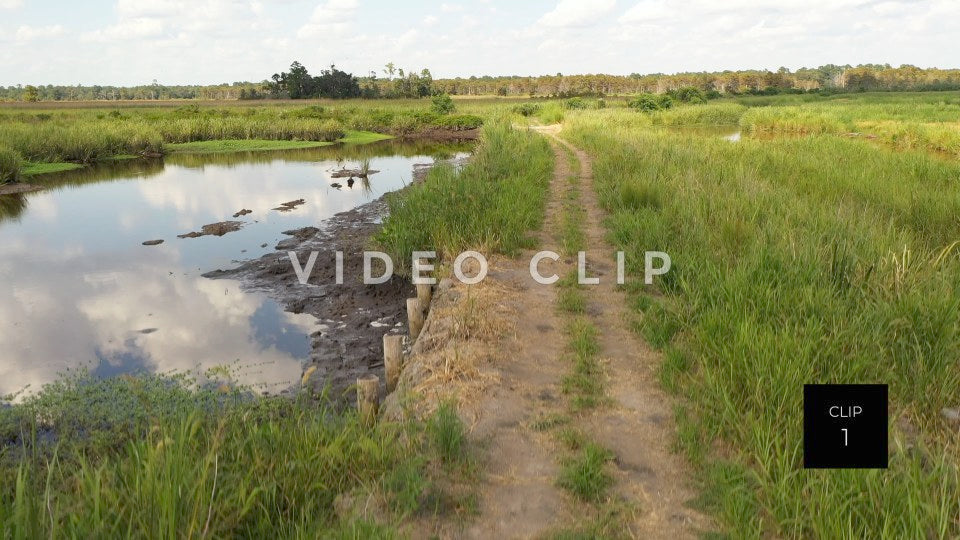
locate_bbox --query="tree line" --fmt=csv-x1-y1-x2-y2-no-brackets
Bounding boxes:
3,63,959,102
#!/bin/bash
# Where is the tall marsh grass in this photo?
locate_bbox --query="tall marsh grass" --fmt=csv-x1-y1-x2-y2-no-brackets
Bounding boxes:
0,372,465,536
651,103,747,125
565,112,960,538
0,103,487,166
0,145,21,183
375,119,552,273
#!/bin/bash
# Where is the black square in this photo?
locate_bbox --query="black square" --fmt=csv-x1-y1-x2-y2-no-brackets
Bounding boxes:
803,384,888,469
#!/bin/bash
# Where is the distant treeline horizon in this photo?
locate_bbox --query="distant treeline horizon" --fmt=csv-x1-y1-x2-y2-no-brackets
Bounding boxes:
3,63,959,102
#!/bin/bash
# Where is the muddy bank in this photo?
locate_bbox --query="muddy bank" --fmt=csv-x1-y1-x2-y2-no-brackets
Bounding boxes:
204,198,411,400
0,183,42,196
202,156,469,400
396,127,480,142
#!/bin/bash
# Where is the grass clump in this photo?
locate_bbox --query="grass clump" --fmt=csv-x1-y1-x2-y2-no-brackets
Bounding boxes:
557,442,613,503
556,287,586,314
426,402,470,468
166,139,334,153
21,161,83,176
561,317,603,410
375,119,552,274
0,146,22,183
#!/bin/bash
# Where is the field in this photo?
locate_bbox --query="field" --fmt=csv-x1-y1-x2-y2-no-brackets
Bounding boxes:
2,90,960,536
561,91,960,537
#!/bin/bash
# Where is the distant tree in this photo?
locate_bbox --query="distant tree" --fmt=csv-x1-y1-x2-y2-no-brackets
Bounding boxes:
22,85,39,102
315,64,361,98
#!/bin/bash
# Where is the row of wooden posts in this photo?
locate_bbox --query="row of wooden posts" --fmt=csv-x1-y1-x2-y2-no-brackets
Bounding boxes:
356,282,433,424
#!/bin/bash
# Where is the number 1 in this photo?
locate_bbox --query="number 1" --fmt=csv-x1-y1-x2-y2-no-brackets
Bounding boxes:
841,428,848,446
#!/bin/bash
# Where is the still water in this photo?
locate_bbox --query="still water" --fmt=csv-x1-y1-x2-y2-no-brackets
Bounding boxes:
0,141,470,398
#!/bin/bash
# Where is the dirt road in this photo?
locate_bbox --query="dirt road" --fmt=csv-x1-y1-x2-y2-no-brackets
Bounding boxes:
447,126,711,538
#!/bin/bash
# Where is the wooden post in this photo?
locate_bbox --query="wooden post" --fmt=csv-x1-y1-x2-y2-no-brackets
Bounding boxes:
356,374,380,425
416,283,432,309
407,298,424,340
383,334,403,393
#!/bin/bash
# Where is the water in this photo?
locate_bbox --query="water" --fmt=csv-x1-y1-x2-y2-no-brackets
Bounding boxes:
0,140,471,398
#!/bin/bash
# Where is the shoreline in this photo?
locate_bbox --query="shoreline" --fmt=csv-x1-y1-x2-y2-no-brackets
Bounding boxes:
203,154,470,400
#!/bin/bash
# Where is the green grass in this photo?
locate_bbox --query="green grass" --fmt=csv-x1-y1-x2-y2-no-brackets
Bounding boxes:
565,108,960,537
557,442,613,503
557,287,586,315
0,372,472,537
374,118,553,274
426,402,470,468
651,103,747,126
338,130,395,145
560,172,586,256
21,161,86,175
561,317,604,411
166,139,334,153
738,94,960,157
0,145,21,183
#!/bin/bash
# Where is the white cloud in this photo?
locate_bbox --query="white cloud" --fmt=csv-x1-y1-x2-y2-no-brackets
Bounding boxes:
423,15,438,26
297,0,358,37
0,0,22,8
619,0,671,23
82,18,165,42
538,0,617,28
15,24,64,42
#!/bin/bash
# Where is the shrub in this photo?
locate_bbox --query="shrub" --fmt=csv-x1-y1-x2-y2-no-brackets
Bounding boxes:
629,93,673,112
564,97,588,110
628,94,660,112
512,103,542,117
430,93,455,115
670,86,706,104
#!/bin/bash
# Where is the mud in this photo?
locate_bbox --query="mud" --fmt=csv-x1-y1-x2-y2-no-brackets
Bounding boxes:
272,199,305,212
177,220,244,238
0,183,42,196
330,168,379,178
203,189,416,400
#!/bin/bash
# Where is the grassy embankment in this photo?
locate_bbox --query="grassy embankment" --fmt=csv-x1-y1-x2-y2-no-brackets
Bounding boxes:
0,119,553,536
375,118,553,273
0,102,485,183
562,99,960,537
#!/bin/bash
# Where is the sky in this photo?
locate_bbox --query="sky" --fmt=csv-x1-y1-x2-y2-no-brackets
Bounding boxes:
1,0,958,86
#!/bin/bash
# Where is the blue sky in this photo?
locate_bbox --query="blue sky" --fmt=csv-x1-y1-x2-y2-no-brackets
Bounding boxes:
2,0,958,86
